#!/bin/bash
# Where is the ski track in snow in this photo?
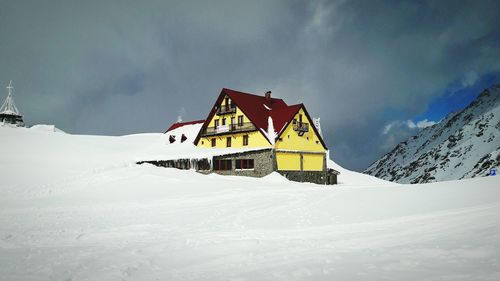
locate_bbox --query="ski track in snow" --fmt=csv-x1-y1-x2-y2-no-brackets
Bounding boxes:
1,126,500,281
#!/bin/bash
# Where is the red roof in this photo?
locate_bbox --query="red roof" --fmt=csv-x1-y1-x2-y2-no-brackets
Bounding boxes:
223,88,297,134
165,119,205,133
194,88,327,149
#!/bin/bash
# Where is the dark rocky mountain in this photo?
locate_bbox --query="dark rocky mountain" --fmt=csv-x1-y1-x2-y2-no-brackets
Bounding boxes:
365,84,500,183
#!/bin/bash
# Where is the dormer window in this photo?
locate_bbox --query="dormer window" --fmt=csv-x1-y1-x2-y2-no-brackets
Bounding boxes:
216,96,236,115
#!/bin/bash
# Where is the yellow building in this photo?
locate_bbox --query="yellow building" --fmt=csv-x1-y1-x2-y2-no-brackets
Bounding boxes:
192,88,338,184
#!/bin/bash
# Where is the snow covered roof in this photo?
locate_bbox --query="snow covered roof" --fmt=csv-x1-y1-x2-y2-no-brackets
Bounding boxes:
165,121,204,145
165,120,205,133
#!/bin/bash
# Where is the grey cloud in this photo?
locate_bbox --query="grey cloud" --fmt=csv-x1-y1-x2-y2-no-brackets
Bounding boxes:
1,0,499,170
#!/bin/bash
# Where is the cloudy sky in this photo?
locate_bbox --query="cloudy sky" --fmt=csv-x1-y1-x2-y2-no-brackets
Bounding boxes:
1,0,499,171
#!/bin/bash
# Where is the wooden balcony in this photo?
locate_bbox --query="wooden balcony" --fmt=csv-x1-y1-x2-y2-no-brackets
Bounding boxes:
201,122,256,136
293,122,309,136
216,104,236,115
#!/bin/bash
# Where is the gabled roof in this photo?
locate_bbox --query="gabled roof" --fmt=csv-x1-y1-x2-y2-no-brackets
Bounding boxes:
194,88,327,149
269,104,303,135
165,119,205,133
223,88,292,134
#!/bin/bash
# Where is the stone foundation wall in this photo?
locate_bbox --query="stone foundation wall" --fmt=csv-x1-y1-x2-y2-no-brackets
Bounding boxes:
137,148,339,185
137,158,209,170
278,170,338,185
211,149,274,177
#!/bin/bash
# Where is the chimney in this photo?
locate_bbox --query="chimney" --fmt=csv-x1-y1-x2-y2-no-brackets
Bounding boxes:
265,91,272,102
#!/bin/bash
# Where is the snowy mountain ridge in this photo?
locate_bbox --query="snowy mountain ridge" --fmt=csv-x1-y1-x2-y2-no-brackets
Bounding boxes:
365,84,500,184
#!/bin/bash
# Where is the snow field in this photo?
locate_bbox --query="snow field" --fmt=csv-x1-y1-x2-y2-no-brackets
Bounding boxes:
1,125,500,280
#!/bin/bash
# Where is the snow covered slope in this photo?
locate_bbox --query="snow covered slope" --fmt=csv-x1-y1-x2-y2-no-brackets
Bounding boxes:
1,125,500,281
328,158,392,186
365,84,500,183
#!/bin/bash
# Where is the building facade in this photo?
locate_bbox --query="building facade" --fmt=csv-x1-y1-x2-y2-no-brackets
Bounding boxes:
193,88,339,184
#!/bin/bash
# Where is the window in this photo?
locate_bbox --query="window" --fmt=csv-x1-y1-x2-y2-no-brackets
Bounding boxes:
235,159,254,170
181,134,187,143
238,115,244,126
226,137,231,147
222,118,226,125
214,159,232,170
243,135,249,146
211,138,216,147
214,119,219,128
225,97,229,106
230,117,236,131
169,135,176,143
197,159,210,170
299,114,303,123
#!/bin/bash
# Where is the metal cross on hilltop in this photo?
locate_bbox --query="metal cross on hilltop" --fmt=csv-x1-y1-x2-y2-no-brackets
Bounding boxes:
0,80,21,115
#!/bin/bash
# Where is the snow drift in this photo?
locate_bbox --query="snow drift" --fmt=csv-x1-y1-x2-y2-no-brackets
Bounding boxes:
1,125,500,281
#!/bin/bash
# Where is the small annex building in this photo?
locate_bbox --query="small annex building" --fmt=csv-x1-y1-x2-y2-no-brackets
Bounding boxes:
193,88,339,184
165,119,205,144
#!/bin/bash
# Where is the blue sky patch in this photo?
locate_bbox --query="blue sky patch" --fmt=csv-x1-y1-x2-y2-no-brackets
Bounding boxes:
415,72,500,123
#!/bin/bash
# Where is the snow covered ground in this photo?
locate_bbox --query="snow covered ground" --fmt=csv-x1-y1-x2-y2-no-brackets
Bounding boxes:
1,125,500,281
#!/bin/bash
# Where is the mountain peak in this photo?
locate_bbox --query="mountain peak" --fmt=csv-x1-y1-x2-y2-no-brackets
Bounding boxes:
365,85,499,183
